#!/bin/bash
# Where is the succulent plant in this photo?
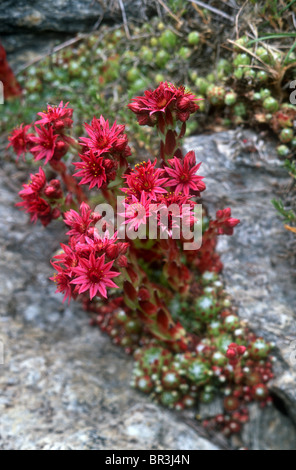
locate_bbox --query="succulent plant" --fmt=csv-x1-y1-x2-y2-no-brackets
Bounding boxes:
207,86,226,106
187,31,200,46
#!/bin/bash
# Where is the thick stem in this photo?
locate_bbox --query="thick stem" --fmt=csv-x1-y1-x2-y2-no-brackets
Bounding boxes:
101,187,118,210
122,245,191,351
159,125,185,163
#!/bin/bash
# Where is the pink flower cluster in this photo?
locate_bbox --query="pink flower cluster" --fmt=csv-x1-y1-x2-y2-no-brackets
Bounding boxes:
8,101,73,164
16,167,62,226
10,82,240,308
214,208,241,236
7,123,35,160
74,116,131,190
51,202,129,302
128,82,202,132
120,152,205,236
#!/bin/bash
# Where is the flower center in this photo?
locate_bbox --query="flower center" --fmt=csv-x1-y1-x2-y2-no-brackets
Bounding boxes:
157,97,168,108
96,136,108,149
43,139,53,149
89,269,102,283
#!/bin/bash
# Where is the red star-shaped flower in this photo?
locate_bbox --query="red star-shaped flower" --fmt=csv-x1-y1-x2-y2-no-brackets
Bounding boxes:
50,262,74,304
73,150,107,189
79,115,131,161
36,101,73,131
122,159,168,200
166,151,205,196
128,82,201,131
18,167,46,197
30,125,58,165
7,123,32,160
64,202,94,242
71,253,120,299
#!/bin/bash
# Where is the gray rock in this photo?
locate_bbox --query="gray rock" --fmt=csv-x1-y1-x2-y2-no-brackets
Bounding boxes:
240,404,296,450
100,404,219,450
0,0,152,70
1,33,72,71
0,0,149,33
184,130,296,448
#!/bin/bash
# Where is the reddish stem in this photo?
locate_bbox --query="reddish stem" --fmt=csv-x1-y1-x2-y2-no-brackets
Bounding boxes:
50,160,87,204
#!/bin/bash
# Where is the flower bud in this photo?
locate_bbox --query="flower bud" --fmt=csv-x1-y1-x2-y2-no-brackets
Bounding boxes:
106,244,120,259
117,255,128,267
44,179,63,199
54,119,65,131
51,208,61,219
138,287,150,301
53,140,69,159
139,300,157,315
113,136,128,152
124,280,137,301
64,193,74,207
